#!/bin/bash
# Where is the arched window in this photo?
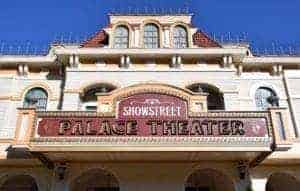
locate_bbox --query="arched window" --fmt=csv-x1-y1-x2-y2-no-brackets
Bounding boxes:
173,25,188,48
144,24,159,48
185,169,235,191
81,83,117,111
187,83,225,110
266,173,300,191
0,175,38,191
23,88,48,110
114,26,129,48
255,87,279,110
70,169,119,191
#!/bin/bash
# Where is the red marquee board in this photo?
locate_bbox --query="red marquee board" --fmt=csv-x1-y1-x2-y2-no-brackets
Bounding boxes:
36,93,270,137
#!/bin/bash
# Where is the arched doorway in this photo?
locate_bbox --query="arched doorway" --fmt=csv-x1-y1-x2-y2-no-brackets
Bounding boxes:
70,169,119,191
0,174,38,191
185,169,235,191
266,173,300,191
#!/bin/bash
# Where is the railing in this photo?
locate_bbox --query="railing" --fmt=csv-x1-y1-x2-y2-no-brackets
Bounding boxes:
0,33,299,56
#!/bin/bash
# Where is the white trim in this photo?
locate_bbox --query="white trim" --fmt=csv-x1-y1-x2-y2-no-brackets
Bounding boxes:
249,82,281,110
243,56,300,65
22,87,49,110
66,67,236,72
249,82,281,98
31,136,272,152
0,55,56,64
54,47,248,57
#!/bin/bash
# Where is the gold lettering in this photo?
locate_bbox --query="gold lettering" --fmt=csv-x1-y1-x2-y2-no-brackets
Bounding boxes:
71,121,84,135
218,121,230,135
86,121,97,135
162,120,177,135
59,120,71,135
190,120,204,135
178,120,189,135
231,120,245,135
99,121,112,135
147,120,161,135
112,121,125,135
126,120,138,135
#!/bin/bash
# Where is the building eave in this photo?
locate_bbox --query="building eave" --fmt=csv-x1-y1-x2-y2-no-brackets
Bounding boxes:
243,56,300,66
54,47,248,59
0,55,57,66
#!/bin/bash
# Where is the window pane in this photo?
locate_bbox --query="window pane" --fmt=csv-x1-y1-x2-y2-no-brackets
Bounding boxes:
255,87,278,110
144,24,159,48
173,26,188,48
23,88,48,110
114,26,129,48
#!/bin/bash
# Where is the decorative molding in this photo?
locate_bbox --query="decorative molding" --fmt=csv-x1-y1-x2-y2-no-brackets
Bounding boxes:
78,81,120,95
33,110,273,138
63,89,81,94
12,82,59,101
0,96,12,100
96,83,207,116
109,21,134,48
249,82,282,100
31,136,272,147
170,22,193,48
140,20,164,48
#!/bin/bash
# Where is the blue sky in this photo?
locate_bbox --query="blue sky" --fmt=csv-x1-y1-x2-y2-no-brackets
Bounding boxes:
0,0,299,49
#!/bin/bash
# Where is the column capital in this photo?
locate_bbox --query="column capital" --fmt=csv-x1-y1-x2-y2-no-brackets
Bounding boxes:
131,24,140,30
162,24,171,30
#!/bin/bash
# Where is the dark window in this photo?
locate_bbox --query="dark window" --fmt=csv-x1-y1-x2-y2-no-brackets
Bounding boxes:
187,83,225,110
186,187,210,191
185,169,234,191
87,187,119,191
70,169,119,191
85,105,97,111
0,175,38,191
81,84,116,102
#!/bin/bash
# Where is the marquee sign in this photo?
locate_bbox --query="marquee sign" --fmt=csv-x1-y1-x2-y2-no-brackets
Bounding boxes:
36,93,270,137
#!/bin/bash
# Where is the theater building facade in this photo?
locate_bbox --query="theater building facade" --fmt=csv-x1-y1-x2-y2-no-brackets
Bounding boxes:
0,13,300,191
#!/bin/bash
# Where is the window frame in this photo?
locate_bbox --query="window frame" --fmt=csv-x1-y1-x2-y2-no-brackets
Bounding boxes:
113,25,130,48
143,23,160,49
173,25,189,48
255,87,278,110
186,83,225,111
23,87,48,111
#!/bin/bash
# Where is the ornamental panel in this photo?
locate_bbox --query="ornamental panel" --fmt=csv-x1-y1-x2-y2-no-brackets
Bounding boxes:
10,85,293,154
35,93,270,138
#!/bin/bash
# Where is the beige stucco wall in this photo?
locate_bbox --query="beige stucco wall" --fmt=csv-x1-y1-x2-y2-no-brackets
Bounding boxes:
1,161,300,191
0,73,61,139
0,161,240,191
0,12,300,191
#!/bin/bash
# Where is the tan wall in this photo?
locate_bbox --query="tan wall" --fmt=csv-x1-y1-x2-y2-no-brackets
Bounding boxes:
0,161,239,191
1,161,300,191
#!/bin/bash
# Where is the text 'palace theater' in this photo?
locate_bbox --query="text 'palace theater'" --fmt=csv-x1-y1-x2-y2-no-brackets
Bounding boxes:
1,12,300,191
